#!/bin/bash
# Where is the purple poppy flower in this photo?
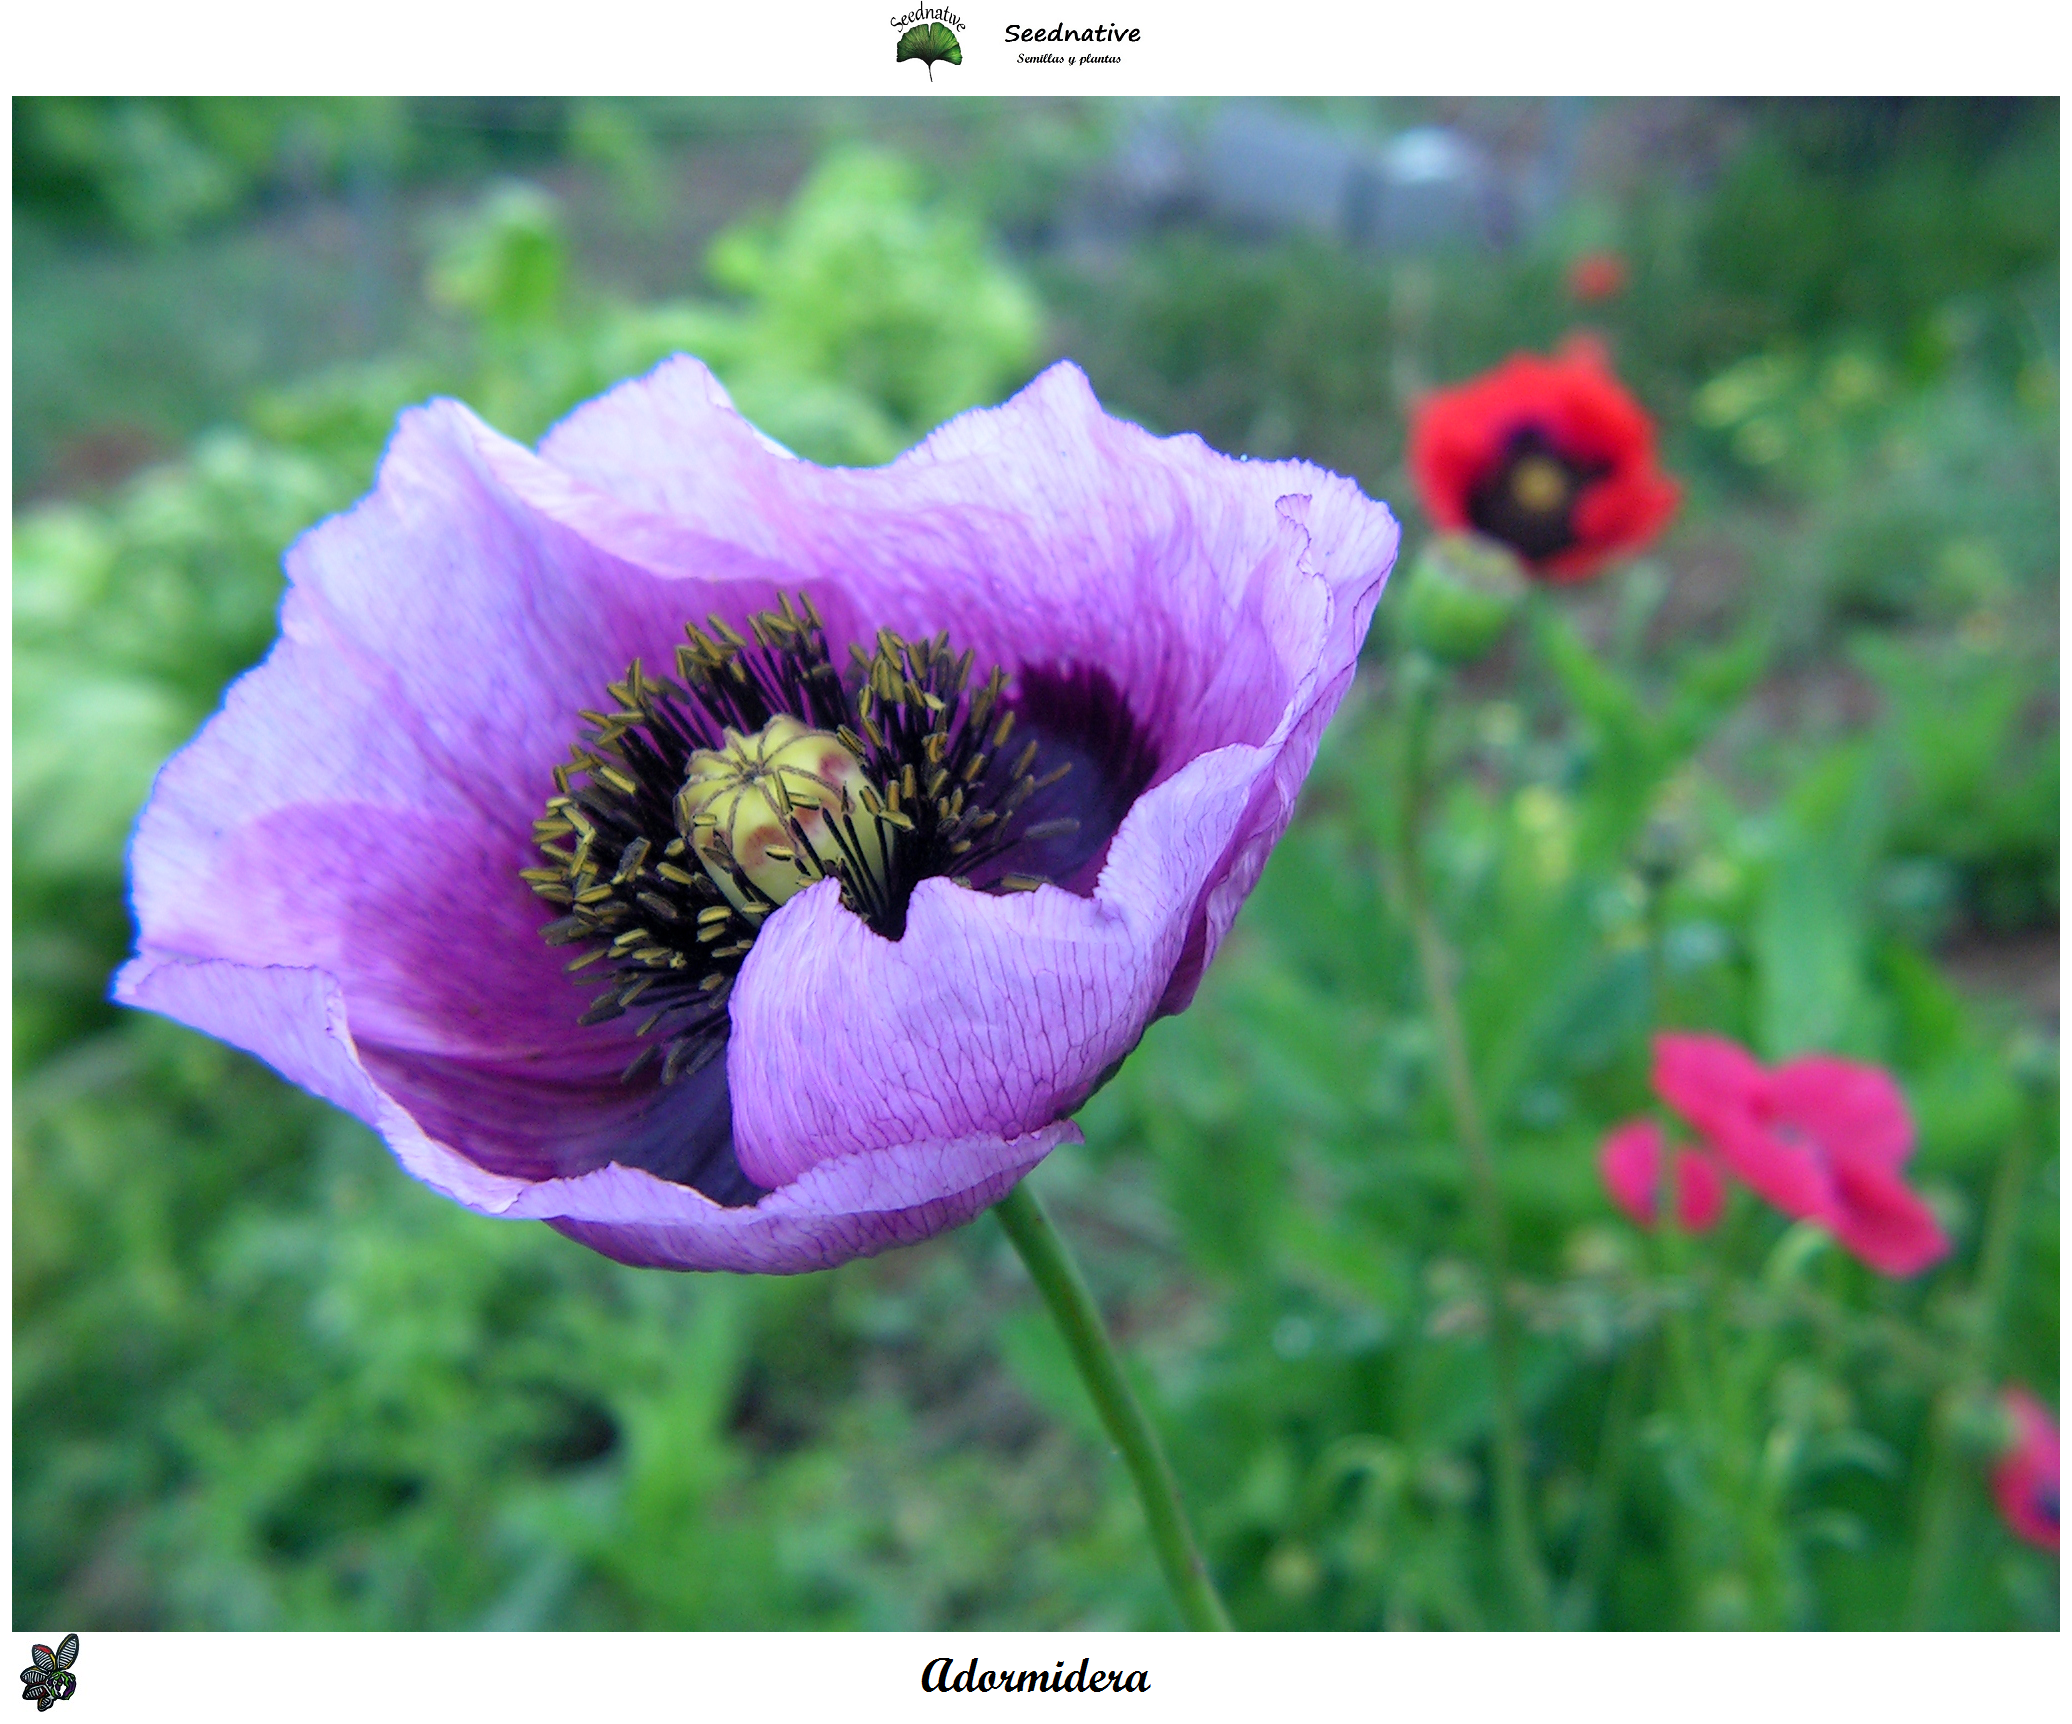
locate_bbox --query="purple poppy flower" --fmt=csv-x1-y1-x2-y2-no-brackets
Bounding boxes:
116,358,1398,1273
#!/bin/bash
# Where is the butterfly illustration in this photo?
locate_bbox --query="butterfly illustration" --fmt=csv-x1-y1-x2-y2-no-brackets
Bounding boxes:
20,1636,77,1711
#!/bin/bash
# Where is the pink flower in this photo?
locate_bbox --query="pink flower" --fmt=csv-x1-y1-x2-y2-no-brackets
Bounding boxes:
1991,1387,2060,1553
1650,1034,1948,1276
1599,1117,1725,1232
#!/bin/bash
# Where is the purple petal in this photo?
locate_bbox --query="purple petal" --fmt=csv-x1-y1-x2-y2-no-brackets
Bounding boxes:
113,953,1073,1273
120,356,1397,1271
533,1123,1070,1274
725,741,1270,1188
531,356,1397,1014
1157,488,1393,1013
540,360,1394,761
122,399,811,1167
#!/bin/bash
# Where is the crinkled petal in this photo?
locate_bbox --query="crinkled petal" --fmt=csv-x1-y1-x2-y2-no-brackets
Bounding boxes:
127,398,787,1075
120,358,1396,1272
122,398,857,1183
535,359,1392,767
113,953,1072,1273
540,1122,1068,1274
529,356,1396,1004
1157,491,1380,1014
726,740,1269,1187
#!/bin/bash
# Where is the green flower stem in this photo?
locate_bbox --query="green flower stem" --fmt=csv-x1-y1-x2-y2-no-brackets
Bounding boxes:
1567,806,1689,1628
1568,1332,1648,1626
1906,1066,2039,1627
1393,657,1553,1630
1723,1249,1791,1629
993,1181,1234,1631
1562,837,1668,1627
1636,875,1722,1620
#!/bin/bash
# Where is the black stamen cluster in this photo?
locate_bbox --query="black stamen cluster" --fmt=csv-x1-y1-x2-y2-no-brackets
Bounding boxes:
524,594,1077,1086
1467,426,1610,562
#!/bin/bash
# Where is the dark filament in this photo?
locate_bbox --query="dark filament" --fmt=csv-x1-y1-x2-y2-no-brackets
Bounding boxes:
524,594,1136,1112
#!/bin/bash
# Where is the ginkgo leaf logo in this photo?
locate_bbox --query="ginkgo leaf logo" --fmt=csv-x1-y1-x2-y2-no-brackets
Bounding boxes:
896,20,962,79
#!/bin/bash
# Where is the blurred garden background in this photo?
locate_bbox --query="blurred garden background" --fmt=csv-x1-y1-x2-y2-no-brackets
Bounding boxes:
13,97,2059,1629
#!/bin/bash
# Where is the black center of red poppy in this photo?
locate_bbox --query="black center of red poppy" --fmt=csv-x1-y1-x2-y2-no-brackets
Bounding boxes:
1467,426,1607,563
521,593,1157,1205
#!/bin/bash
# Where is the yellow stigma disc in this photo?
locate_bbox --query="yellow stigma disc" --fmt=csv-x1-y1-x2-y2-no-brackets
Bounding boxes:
1509,454,1571,515
675,715,891,912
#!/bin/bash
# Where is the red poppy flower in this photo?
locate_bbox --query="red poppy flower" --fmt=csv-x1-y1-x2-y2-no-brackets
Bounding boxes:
1990,1387,2059,1552
1407,338,1680,583
1650,1033,1949,1277
1599,1117,1725,1232
1566,251,1630,304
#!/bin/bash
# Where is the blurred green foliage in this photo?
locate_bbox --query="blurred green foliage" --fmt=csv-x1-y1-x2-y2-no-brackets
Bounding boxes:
1694,99,2056,359
707,149,1040,439
13,97,716,245
14,99,2059,1630
260,146,1037,473
14,98,405,243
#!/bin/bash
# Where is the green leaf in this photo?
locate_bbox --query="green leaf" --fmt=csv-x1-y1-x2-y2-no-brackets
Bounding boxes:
1755,745,1891,1059
895,21,962,78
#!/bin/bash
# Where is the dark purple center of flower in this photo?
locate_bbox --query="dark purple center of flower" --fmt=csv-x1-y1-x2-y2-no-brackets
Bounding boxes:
523,593,1157,1206
2035,1477,2059,1532
1467,426,1608,562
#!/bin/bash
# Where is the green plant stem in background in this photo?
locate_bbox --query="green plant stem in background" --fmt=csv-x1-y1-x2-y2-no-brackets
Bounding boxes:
1654,1217,1716,1617
1391,656,1553,1630
1905,1056,2041,1627
1722,1241,1791,1630
993,1181,1234,1631
1568,1335,1649,1627
1565,829,1675,1628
